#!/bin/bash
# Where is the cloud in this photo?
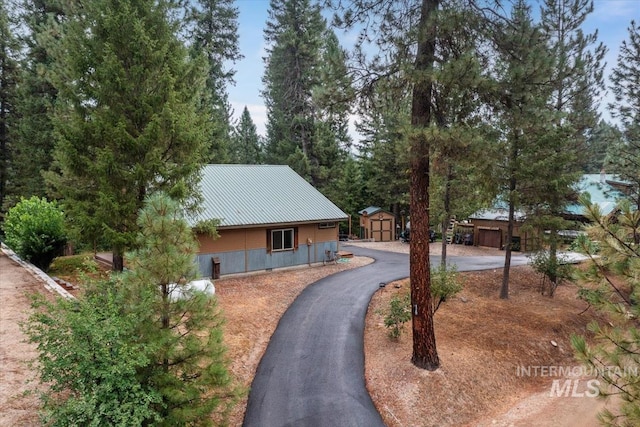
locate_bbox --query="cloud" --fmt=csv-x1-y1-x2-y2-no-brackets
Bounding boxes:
230,101,268,137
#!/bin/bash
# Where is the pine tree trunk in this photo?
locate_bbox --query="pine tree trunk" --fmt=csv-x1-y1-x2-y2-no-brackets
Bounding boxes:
500,177,516,299
409,0,440,371
112,251,124,272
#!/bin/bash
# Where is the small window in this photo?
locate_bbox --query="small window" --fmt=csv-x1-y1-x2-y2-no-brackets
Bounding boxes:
318,222,336,229
271,228,295,251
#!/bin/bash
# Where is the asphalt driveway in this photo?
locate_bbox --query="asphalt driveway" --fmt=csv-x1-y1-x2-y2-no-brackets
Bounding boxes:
243,246,530,427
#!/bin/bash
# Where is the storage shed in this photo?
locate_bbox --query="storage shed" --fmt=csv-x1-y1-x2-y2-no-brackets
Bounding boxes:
358,206,396,242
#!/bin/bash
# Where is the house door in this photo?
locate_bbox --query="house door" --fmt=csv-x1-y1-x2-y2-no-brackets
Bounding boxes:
478,229,502,248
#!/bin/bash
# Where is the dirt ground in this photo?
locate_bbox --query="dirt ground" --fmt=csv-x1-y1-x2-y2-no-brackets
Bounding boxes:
0,252,52,426
0,241,619,426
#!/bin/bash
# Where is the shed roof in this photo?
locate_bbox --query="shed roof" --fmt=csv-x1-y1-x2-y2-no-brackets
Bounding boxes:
358,206,388,216
188,165,348,228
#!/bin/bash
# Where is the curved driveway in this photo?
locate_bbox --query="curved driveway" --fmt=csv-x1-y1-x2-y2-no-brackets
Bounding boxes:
243,246,530,427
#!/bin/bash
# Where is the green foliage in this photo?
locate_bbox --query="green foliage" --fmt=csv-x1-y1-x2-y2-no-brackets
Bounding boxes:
193,218,221,239
430,264,463,314
230,106,263,164
22,279,163,426
607,20,640,210
0,2,21,215
573,194,640,426
186,0,242,163
2,196,66,271
48,254,100,277
125,193,240,425
569,232,599,254
5,2,64,211
262,0,352,190
384,265,462,340
528,250,574,297
23,193,239,426
384,292,411,340
44,0,211,267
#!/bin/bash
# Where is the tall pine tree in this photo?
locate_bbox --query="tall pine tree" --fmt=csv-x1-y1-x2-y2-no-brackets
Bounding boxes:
230,106,262,164
5,1,63,208
491,0,556,298
186,0,242,163
45,0,210,270
262,0,351,192
525,0,605,292
0,2,20,215
607,20,640,209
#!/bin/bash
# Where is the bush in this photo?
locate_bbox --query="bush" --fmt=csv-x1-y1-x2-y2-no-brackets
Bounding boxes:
2,196,67,271
431,264,463,314
383,265,463,340
529,250,574,297
384,293,411,339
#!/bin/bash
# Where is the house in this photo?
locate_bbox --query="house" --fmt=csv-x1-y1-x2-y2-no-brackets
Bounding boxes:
468,208,530,251
468,173,626,251
358,206,396,241
188,165,348,278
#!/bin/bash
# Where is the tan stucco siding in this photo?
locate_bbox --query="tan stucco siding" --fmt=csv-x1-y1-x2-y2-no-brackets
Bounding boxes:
197,223,340,254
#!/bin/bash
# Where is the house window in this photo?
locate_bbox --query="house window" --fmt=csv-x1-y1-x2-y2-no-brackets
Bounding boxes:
271,228,295,251
318,222,336,229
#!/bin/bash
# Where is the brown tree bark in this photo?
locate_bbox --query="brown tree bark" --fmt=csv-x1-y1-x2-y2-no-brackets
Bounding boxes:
409,0,440,371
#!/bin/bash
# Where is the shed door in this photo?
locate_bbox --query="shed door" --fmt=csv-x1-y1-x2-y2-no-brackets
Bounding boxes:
371,219,393,242
478,229,501,248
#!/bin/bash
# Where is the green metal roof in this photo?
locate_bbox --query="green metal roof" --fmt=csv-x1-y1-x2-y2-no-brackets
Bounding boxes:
358,206,386,215
189,165,348,228
565,174,625,216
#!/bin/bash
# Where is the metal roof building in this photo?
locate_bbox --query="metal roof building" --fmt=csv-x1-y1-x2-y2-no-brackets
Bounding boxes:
190,164,347,228
191,165,348,277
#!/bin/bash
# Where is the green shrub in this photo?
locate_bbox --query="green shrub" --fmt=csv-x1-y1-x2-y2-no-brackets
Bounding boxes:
431,264,463,314
384,293,411,339
48,254,99,276
2,196,67,271
529,250,574,296
383,266,463,340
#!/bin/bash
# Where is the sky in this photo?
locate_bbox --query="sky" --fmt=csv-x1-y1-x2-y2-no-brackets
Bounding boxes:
226,0,640,138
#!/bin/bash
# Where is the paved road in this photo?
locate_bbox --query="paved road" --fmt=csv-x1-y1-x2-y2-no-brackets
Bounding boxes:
243,246,529,427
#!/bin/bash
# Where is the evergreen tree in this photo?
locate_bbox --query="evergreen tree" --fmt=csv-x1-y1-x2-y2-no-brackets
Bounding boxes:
573,196,640,426
311,30,353,191
262,0,324,171
0,2,20,215
585,120,619,173
230,106,262,164
428,5,497,265
334,0,491,370
126,193,238,425
7,1,63,206
328,155,366,235
45,0,211,271
356,79,411,215
187,0,242,163
405,0,440,369
524,0,605,291
262,0,351,189
23,193,238,426
607,20,640,209
491,0,556,299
